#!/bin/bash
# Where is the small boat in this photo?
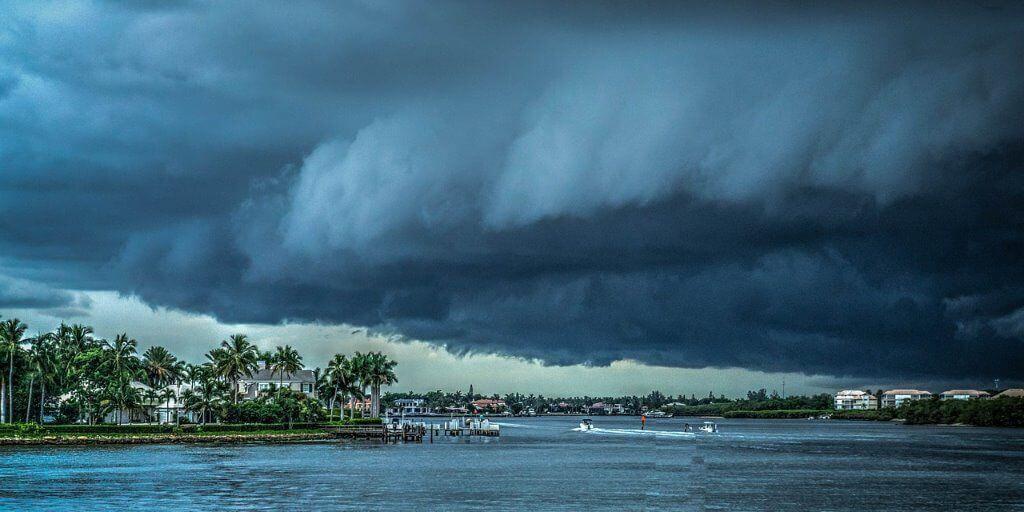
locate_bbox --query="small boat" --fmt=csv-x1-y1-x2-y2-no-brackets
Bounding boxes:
645,410,674,418
698,421,718,433
579,418,594,431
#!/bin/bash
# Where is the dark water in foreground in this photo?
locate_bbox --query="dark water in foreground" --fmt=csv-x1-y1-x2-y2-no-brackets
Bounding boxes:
1,417,1023,511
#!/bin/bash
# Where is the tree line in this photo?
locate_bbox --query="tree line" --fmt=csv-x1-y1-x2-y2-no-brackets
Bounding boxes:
380,388,832,415
0,317,397,425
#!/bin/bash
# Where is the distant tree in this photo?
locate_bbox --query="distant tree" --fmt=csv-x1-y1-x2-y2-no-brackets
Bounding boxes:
211,334,259,403
0,318,28,423
142,346,182,389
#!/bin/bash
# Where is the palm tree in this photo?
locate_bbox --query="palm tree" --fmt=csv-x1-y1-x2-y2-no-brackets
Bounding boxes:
30,332,57,423
105,379,143,424
348,352,371,420
183,363,201,390
55,323,92,394
212,334,259,403
142,388,161,423
158,387,178,424
100,333,141,384
326,354,357,421
142,346,182,389
181,377,227,425
0,318,28,423
270,345,303,393
364,352,398,418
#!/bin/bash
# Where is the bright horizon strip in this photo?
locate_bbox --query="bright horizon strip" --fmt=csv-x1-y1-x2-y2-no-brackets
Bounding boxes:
0,290,977,398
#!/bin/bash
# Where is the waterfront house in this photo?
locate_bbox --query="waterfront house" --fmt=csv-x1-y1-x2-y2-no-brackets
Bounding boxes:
471,399,507,413
939,389,990,400
588,402,626,415
238,365,317,400
349,397,372,414
388,398,431,416
548,401,575,413
994,388,1024,398
881,389,932,408
834,390,879,410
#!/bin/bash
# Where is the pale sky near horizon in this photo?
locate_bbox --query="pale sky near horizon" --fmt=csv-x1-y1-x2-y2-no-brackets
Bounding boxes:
0,291,854,398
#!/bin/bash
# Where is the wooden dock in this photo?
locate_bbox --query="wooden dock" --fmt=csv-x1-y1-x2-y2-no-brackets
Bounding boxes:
319,420,499,443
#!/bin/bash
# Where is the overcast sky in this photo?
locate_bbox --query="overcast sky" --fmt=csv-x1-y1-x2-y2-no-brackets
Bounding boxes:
1,1,1023,396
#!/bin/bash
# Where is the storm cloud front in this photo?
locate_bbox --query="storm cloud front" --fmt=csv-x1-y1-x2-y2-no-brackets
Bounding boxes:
1,1,1023,381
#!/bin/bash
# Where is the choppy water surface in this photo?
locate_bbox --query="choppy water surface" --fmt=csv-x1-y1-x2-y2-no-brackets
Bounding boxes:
2,417,1023,511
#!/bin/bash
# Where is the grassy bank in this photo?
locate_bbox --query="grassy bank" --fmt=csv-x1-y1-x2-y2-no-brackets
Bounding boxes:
0,422,347,445
0,430,332,446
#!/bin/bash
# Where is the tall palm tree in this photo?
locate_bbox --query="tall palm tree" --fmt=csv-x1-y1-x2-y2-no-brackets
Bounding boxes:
364,352,398,418
142,388,161,423
158,387,178,424
183,363,201,390
326,354,357,421
270,345,303,392
0,318,28,423
348,352,372,420
55,323,92,394
100,333,141,384
142,346,181,389
30,332,57,423
212,334,259,403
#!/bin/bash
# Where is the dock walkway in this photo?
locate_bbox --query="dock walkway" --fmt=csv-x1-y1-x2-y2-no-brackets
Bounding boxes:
319,419,500,443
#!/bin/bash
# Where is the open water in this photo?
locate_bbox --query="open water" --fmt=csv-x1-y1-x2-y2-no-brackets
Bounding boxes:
1,416,1022,511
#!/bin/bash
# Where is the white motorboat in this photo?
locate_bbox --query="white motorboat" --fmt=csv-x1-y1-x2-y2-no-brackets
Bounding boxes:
698,421,718,433
579,418,594,431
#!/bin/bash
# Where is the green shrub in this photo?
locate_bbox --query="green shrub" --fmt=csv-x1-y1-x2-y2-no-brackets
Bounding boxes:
831,409,896,421
898,397,1024,427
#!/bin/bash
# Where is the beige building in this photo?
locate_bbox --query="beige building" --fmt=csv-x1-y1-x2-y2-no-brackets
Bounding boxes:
994,388,1024,398
939,389,990,400
834,390,878,410
881,389,932,408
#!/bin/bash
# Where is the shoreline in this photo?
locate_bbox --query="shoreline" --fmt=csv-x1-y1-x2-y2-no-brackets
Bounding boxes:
0,431,334,446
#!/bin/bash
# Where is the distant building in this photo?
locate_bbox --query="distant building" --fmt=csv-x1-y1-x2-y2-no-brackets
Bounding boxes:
834,390,878,410
881,389,932,408
994,388,1024,398
349,397,372,414
388,398,430,416
471,399,507,413
939,389,990,400
588,402,626,415
238,365,317,400
547,402,574,413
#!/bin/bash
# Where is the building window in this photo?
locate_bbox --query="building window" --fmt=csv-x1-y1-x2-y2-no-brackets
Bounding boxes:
258,383,270,391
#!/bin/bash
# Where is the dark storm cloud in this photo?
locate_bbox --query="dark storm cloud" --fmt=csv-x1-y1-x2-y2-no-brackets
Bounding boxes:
2,1,1023,380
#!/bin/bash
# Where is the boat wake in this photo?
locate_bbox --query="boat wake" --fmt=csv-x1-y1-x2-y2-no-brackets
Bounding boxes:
573,427,696,438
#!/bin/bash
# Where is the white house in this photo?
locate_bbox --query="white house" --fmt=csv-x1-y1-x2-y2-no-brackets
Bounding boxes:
588,402,626,415
834,390,878,410
388,398,431,416
881,389,932,408
238,365,317,400
939,389,990,400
